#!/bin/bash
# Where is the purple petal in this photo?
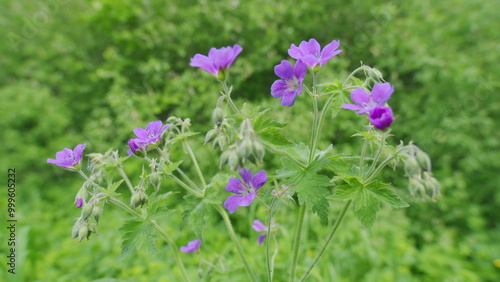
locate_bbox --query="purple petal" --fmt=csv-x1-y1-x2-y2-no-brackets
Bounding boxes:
190,54,217,76
224,195,243,214
271,80,287,98
341,103,364,112
146,120,162,133
369,107,394,130
225,44,243,67
280,92,298,106
371,82,394,105
55,148,72,160
293,60,308,79
73,144,86,163
180,239,201,253
302,39,320,56
133,128,149,140
257,234,266,246
288,44,304,59
238,192,256,206
274,60,294,80
238,168,253,184
252,219,266,232
319,40,342,66
226,178,245,193
251,170,267,190
75,198,84,208
301,55,320,69
350,88,370,106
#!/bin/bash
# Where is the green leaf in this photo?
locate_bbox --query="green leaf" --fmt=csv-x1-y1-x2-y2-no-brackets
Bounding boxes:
147,191,176,219
182,197,209,239
118,219,158,262
162,161,183,174
292,172,331,225
353,188,380,229
328,184,361,201
107,179,124,193
252,110,293,148
365,182,409,209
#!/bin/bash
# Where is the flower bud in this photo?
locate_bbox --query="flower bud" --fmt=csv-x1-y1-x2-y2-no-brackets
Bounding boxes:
404,157,421,177
408,177,425,196
78,225,89,242
368,67,384,81
130,191,142,208
416,151,432,171
72,219,83,239
252,141,265,161
212,108,225,125
220,150,231,167
204,129,218,144
423,175,440,198
140,193,149,206
218,135,227,150
149,172,162,190
239,139,253,158
82,204,94,220
92,206,104,223
228,151,240,169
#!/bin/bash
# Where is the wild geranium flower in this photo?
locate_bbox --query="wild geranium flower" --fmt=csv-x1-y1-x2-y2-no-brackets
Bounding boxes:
252,219,267,245
180,239,201,253
369,107,394,130
127,120,169,155
271,60,307,106
47,143,86,170
190,44,243,81
342,82,394,114
224,168,267,214
288,38,342,71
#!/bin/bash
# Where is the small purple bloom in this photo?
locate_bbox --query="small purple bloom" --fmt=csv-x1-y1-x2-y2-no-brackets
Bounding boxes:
128,120,169,155
369,107,394,130
47,143,86,170
127,138,144,156
271,60,307,106
190,44,243,80
75,198,84,208
180,239,201,253
288,39,342,70
342,82,394,114
224,168,267,214
252,220,267,245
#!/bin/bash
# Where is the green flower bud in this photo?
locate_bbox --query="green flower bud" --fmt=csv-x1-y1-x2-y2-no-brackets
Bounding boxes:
78,225,89,242
130,192,142,208
239,139,253,158
423,175,440,198
218,135,227,150
408,177,425,196
212,108,225,125
368,67,384,81
220,150,231,167
204,129,218,144
72,219,83,239
252,141,265,161
82,204,94,220
149,172,162,190
404,157,421,177
416,151,432,171
140,193,149,206
92,206,104,223
228,151,240,169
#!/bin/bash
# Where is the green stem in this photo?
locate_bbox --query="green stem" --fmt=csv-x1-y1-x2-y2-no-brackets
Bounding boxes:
169,174,204,198
266,199,277,282
107,196,145,220
116,166,135,194
298,200,352,281
289,203,307,282
366,131,388,178
155,148,201,192
183,140,207,190
308,95,320,164
363,146,407,184
359,136,369,178
265,145,306,169
221,81,241,115
151,220,191,282
213,204,257,281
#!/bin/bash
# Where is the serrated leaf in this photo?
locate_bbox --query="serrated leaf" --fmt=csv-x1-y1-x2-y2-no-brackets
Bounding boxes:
353,188,379,229
163,161,183,174
107,179,124,193
118,219,158,262
182,198,209,239
293,172,331,225
147,191,176,218
365,182,409,209
258,127,293,147
328,184,360,201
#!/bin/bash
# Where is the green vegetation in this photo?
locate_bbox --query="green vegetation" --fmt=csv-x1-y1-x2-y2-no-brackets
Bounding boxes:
1,0,499,281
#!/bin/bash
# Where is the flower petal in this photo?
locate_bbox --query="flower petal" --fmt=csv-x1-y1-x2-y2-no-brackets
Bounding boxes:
371,82,394,105
251,170,267,190
226,177,245,193
252,219,266,232
73,144,86,162
341,103,364,112
280,92,298,106
238,192,256,206
257,234,266,246
350,88,371,106
293,60,308,79
190,54,217,76
238,168,253,184
271,80,287,98
224,195,243,214
274,60,294,80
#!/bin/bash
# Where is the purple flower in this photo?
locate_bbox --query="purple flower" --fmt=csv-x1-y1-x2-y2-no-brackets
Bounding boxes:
75,198,84,208
342,82,394,114
190,44,243,81
271,60,307,106
128,120,169,155
47,143,86,170
180,239,201,253
224,168,267,214
252,220,267,245
288,39,342,70
369,107,394,130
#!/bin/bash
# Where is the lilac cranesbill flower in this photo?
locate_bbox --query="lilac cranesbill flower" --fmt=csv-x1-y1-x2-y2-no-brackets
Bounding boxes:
224,168,267,214
369,107,394,130
252,219,267,245
127,138,145,156
132,120,169,145
288,39,342,71
342,82,394,114
47,143,86,170
271,60,307,106
190,44,243,81
180,239,201,253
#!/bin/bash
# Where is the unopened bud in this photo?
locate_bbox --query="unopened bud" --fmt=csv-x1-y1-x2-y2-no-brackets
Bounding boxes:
218,135,227,150
239,139,253,158
408,177,425,196
205,129,218,144
228,151,240,169
416,151,432,171
72,219,83,239
92,206,104,223
220,150,231,167
212,108,225,125
404,157,421,177
253,141,265,161
78,225,89,242
149,173,162,190
140,193,149,206
82,204,94,220
423,174,440,198
368,67,384,81
130,192,142,208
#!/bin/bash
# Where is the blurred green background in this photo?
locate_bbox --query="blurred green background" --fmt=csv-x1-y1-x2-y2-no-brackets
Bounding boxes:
1,0,499,281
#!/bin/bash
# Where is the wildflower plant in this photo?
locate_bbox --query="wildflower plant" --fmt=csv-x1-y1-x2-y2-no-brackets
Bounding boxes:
47,39,440,281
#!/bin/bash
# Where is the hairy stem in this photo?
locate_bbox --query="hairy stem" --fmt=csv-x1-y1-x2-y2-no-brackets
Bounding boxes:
183,140,207,190
116,166,135,194
289,203,307,282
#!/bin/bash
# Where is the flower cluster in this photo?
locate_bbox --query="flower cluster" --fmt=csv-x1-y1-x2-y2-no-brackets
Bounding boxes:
342,82,395,130
224,168,267,214
271,38,342,106
127,120,169,156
